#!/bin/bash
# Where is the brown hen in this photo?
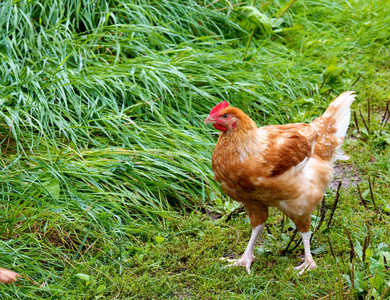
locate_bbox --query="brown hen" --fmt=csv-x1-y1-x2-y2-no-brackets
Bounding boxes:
204,91,356,275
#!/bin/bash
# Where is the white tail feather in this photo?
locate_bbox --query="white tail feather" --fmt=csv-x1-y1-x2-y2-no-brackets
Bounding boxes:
321,91,356,138
328,91,356,162
311,91,356,162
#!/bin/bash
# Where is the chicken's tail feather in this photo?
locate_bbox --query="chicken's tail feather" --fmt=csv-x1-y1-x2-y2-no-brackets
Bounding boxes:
321,91,356,138
310,91,356,162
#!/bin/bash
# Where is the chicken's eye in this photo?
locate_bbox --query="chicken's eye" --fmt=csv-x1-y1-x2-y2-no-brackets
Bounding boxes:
222,114,228,118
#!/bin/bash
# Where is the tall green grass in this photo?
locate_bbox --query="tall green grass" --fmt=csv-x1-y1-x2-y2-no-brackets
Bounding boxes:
0,0,389,298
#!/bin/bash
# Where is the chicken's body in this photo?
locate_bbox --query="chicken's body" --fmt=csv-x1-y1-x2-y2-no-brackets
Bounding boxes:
205,91,356,274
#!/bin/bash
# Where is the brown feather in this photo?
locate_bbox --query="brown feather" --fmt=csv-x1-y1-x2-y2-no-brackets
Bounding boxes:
261,127,311,176
310,115,339,160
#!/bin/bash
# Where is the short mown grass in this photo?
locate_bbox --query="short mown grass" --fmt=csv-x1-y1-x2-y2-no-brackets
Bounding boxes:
0,0,389,299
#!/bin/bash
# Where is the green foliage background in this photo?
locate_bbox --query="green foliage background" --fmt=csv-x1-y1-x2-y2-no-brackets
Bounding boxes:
0,0,389,298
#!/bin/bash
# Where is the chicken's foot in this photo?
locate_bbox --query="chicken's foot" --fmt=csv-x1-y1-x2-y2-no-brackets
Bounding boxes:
294,231,316,275
0,268,22,284
220,223,265,275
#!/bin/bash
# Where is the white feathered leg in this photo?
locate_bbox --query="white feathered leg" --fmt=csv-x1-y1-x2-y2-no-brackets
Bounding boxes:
221,223,265,274
294,231,316,275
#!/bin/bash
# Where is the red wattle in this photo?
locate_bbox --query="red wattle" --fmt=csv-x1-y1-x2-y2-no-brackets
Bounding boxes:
213,123,228,131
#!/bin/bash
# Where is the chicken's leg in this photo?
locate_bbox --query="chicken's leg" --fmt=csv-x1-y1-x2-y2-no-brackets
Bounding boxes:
221,223,265,274
294,231,316,275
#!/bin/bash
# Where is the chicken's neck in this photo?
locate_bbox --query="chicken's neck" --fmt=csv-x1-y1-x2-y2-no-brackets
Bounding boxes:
217,115,265,156
224,114,257,136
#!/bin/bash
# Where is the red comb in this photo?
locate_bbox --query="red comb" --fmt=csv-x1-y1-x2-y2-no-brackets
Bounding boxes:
210,101,229,116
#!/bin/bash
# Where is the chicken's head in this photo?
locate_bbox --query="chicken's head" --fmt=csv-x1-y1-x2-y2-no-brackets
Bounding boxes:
204,101,238,132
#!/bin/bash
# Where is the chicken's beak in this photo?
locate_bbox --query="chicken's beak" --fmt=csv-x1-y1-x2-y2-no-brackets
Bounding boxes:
204,116,216,124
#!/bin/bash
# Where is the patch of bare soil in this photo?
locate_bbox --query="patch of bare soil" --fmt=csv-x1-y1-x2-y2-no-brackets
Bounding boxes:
329,161,361,190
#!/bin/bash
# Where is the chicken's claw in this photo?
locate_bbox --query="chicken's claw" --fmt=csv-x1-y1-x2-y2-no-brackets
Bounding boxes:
0,268,22,284
220,254,255,275
294,258,316,275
